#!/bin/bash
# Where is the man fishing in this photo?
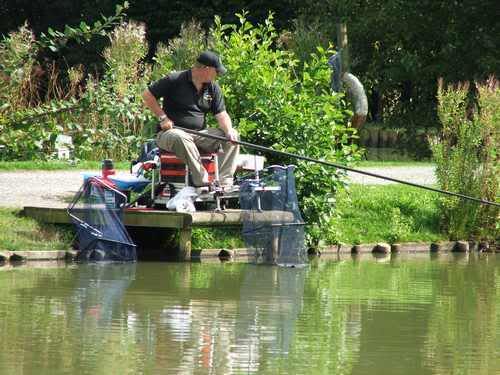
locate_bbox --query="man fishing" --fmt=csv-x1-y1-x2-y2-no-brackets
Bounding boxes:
142,51,239,189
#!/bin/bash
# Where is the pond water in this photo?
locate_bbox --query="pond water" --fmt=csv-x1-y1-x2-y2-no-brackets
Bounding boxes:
0,253,498,375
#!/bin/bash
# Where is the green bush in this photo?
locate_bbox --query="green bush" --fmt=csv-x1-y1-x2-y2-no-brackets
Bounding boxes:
0,3,134,161
431,77,499,240
72,20,151,160
158,13,361,245
0,23,38,111
151,20,206,81
209,13,361,245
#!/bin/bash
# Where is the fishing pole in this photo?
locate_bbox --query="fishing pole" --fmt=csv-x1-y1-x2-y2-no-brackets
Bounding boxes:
172,126,500,207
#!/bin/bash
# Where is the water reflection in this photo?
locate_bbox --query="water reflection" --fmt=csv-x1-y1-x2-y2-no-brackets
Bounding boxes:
0,254,498,375
233,266,306,370
139,264,308,374
73,263,136,327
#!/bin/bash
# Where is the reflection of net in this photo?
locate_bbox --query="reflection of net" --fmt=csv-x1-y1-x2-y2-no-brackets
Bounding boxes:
235,265,307,361
73,263,136,326
239,166,307,266
68,178,136,261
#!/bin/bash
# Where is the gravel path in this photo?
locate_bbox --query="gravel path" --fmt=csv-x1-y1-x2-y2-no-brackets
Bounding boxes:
0,166,436,209
0,170,95,209
346,165,436,185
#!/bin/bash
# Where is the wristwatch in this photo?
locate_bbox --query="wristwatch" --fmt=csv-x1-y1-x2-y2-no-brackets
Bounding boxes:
159,114,167,122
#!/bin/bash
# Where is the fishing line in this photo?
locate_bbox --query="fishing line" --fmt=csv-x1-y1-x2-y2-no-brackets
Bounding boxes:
171,126,500,207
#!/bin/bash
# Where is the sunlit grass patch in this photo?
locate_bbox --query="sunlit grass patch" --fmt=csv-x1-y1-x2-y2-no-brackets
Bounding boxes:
0,160,130,171
192,227,244,250
335,184,445,244
0,208,73,251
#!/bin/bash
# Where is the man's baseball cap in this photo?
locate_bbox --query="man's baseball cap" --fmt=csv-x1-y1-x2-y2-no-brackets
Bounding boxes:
197,51,227,75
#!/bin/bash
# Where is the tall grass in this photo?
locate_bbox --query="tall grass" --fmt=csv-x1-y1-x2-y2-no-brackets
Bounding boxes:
103,21,148,98
0,23,38,110
431,77,499,240
74,20,150,160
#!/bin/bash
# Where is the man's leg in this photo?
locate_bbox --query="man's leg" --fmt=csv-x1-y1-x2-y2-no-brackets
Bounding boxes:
156,129,208,186
194,128,240,186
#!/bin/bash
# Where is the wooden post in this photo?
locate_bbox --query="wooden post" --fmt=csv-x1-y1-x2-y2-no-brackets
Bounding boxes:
336,23,350,73
178,227,192,260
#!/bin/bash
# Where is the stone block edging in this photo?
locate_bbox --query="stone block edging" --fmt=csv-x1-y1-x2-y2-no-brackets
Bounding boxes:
321,240,498,255
0,250,76,264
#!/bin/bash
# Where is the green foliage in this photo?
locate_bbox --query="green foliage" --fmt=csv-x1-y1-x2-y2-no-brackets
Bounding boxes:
0,14,152,161
431,77,499,240
0,2,144,161
209,13,361,245
71,20,151,160
0,1,127,109
0,98,81,160
151,20,206,80
37,1,129,53
0,23,37,110
73,74,150,161
103,20,147,98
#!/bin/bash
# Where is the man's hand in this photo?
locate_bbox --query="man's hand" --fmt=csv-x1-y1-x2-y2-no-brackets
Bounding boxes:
225,128,238,143
160,117,174,131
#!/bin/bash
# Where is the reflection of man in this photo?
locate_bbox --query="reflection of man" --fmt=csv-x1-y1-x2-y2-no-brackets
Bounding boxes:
142,51,239,188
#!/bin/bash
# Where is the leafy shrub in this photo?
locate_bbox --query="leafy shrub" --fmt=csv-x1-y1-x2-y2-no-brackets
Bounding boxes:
73,20,151,160
431,77,499,240
151,20,206,80
0,23,38,111
0,3,132,161
209,13,361,245
103,21,148,98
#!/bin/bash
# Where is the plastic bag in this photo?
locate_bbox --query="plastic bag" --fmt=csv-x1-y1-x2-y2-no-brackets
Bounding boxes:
166,186,198,212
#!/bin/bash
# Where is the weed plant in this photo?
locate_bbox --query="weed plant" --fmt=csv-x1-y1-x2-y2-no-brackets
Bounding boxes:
151,20,206,80
0,24,38,110
431,77,499,241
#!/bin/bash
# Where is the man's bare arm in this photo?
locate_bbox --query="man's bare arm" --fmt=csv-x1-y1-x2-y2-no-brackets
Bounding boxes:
142,89,173,130
215,111,238,141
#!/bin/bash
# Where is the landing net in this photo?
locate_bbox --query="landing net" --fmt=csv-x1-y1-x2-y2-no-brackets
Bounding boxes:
239,165,307,266
68,177,136,261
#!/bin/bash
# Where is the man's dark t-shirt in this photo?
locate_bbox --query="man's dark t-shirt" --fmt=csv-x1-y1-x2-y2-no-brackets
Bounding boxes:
148,70,226,131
